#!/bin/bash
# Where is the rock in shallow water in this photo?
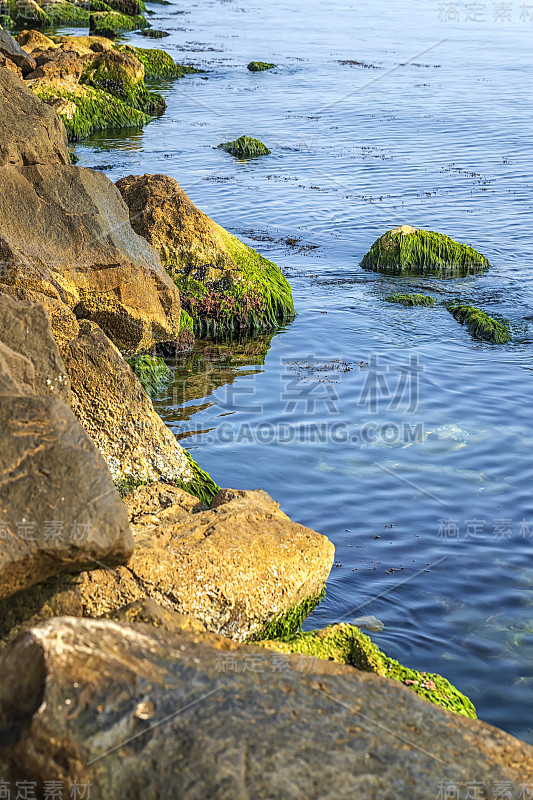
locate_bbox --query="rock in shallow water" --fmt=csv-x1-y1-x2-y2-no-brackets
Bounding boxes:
0,615,532,797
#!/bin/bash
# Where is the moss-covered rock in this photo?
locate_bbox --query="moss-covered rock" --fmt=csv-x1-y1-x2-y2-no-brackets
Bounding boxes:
139,28,170,38
89,9,150,31
0,14,15,28
81,48,165,114
248,588,326,641
34,81,150,140
384,293,435,306
218,135,271,158
116,173,295,337
247,60,275,71
13,0,51,26
42,2,91,25
361,225,490,277
118,44,195,78
447,303,511,343
258,623,477,718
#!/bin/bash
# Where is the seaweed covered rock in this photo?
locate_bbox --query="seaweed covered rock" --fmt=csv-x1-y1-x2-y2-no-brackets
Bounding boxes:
89,9,150,32
447,303,511,343
81,48,164,114
0,66,69,166
119,43,196,77
218,134,271,158
1,616,533,796
361,225,490,276
0,164,181,352
247,60,275,71
258,623,476,718
116,173,295,336
42,1,91,25
384,293,435,306
0,295,133,602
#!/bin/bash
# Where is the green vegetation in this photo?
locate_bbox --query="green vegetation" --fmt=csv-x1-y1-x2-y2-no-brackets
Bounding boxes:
34,83,150,141
247,61,276,71
118,45,200,78
248,588,327,642
171,232,295,337
81,56,165,115
173,449,220,506
446,303,511,344
0,13,15,27
44,3,91,24
361,226,490,277
258,623,477,718
384,293,435,306
218,135,271,158
126,354,171,396
90,10,150,31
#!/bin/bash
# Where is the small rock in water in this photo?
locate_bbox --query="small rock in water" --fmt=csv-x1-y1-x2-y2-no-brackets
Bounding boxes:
353,615,384,632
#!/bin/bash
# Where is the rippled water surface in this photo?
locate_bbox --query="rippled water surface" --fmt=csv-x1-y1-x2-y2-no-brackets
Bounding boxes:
74,0,533,740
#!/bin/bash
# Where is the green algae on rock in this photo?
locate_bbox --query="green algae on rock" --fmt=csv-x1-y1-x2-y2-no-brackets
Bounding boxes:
218,135,271,158
116,173,295,337
90,9,150,31
44,2,91,25
247,61,275,71
258,623,477,718
34,82,150,140
361,225,490,276
384,293,435,307
446,303,511,344
119,44,200,78
126,354,171,396
248,587,327,642
81,48,165,114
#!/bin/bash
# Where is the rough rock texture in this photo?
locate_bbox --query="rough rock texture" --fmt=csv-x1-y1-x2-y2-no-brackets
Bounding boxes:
0,29,36,74
0,164,181,352
17,29,58,53
0,297,133,600
26,49,84,84
116,173,295,335
0,66,69,166
0,291,71,404
0,53,22,78
35,484,334,640
1,616,532,797
61,320,195,483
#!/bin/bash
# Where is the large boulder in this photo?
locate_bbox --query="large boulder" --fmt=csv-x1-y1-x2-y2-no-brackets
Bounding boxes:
0,164,182,352
26,49,84,85
0,296,133,601
0,291,71,404
16,29,58,54
116,173,295,336
0,616,532,796
0,66,69,166
0,29,36,75
0,483,334,644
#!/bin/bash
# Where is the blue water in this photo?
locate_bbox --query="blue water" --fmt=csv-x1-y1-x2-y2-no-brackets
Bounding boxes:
73,0,533,741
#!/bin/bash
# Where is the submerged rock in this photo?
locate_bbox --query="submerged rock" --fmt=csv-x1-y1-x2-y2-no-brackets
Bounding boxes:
0,66,69,166
247,60,276,71
447,303,511,343
90,9,150,32
384,293,435,306
116,173,295,336
1,616,532,796
218,134,271,158
258,623,476,718
0,164,181,352
361,225,490,276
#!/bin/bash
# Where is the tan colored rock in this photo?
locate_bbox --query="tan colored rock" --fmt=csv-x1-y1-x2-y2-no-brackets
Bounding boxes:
53,34,114,51
0,53,22,78
0,296,133,601
17,29,58,53
61,321,195,483
0,164,181,352
84,47,144,87
56,483,334,640
26,49,83,84
0,66,69,166
0,291,71,404
0,616,532,796
0,29,36,75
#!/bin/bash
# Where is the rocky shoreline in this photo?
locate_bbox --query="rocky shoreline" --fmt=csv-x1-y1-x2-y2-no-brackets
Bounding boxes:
0,14,532,798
